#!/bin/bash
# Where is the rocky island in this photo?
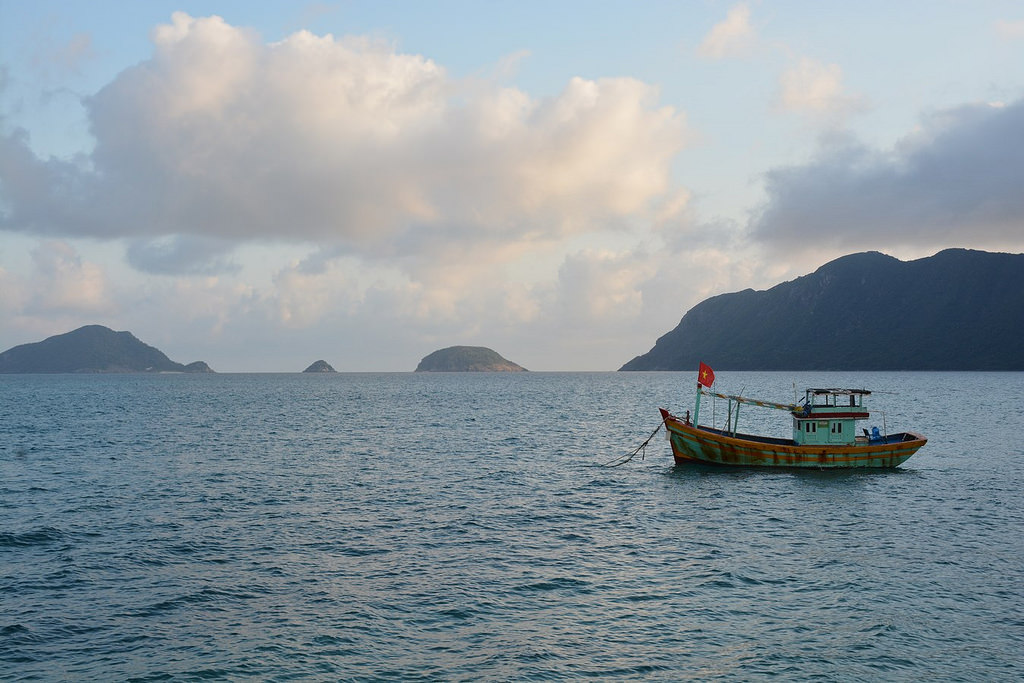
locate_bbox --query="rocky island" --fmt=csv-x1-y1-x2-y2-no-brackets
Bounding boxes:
415,346,527,372
303,360,336,373
0,325,214,373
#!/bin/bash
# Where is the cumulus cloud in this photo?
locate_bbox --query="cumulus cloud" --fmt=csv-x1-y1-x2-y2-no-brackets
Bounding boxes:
750,98,1024,249
697,3,755,59
698,6,862,125
0,13,687,276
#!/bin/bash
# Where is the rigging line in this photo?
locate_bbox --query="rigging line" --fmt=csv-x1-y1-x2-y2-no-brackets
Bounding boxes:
598,418,666,468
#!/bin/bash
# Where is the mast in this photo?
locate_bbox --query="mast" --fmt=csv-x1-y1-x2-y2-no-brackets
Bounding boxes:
693,362,715,426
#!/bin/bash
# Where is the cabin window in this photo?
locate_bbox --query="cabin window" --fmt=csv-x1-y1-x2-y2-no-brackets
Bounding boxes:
831,422,843,434
805,422,816,434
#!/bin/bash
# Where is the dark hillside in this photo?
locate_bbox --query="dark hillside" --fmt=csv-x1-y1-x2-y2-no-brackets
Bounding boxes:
0,325,212,373
415,346,527,372
620,249,1024,370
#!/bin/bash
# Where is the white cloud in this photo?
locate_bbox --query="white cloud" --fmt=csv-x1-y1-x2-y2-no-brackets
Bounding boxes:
751,99,1024,250
777,57,862,119
0,13,687,279
697,3,756,59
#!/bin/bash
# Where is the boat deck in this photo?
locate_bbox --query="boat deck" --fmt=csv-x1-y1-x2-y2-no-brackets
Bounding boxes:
694,424,795,446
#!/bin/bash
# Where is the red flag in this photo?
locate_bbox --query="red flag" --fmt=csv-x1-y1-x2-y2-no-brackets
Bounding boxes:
698,362,715,387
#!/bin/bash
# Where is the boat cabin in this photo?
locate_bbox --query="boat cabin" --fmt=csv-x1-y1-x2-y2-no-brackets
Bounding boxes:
792,388,870,447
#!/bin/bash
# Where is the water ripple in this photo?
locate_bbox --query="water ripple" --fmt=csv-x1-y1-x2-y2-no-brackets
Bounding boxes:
0,371,1021,679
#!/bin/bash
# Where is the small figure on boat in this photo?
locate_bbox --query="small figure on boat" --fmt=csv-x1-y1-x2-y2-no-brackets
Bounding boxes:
659,363,927,468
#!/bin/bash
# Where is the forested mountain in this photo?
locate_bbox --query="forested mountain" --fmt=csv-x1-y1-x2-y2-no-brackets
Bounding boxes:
620,249,1024,371
0,325,213,373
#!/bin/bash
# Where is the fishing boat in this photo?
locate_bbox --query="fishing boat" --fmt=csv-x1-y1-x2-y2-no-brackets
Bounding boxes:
660,363,927,468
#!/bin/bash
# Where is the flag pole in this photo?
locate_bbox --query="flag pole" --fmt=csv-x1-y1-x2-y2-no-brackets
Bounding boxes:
693,362,715,427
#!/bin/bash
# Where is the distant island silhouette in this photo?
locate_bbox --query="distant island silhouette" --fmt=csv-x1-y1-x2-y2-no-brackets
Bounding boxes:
0,325,214,373
621,248,1024,371
6,248,1019,374
303,360,336,373
415,346,527,372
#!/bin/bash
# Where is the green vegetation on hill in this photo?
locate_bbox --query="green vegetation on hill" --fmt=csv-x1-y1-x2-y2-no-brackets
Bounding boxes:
0,325,214,373
620,249,1024,371
415,346,527,372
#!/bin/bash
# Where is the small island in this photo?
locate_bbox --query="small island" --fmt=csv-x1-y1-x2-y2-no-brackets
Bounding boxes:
0,325,214,373
303,360,336,373
415,346,527,372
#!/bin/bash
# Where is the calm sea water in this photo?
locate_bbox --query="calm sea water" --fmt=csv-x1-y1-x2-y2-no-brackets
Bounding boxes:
1,371,1022,681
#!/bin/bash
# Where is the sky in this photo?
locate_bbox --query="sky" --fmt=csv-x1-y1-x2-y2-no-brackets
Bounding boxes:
1,1,1023,371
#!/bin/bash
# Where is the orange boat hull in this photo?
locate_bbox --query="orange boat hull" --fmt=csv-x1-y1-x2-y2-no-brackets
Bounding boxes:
660,409,926,468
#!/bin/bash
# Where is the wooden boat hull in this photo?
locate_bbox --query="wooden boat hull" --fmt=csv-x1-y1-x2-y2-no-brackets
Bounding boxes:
660,409,927,468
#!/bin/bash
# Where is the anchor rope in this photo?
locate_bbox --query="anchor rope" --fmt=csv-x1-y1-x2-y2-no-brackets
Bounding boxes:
598,417,667,468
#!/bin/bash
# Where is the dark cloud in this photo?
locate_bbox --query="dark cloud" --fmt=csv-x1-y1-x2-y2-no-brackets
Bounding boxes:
751,98,1024,249
125,235,240,275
